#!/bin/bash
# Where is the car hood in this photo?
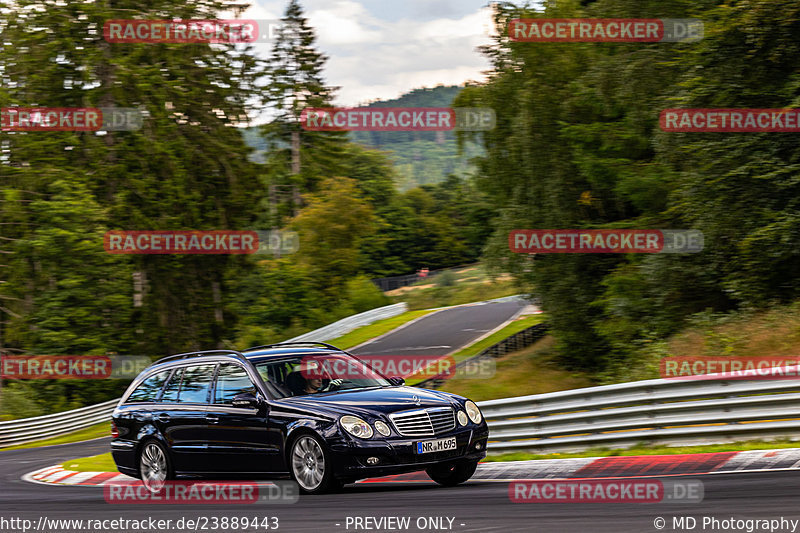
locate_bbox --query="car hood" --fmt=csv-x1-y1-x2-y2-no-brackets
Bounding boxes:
278,386,458,418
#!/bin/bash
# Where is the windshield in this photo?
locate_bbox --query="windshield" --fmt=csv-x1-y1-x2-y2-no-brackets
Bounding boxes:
255,353,391,398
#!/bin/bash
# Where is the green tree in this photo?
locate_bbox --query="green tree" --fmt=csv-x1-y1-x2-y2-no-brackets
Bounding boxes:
0,0,263,364
260,0,348,207
291,177,377,301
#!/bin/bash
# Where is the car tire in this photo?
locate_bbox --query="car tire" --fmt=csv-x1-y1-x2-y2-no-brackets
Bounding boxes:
138,439,173,493
426,459,478,487
289,433,338,494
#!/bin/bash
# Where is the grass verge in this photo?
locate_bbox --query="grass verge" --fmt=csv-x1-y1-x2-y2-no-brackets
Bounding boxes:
388,265,519,311
483,438,800,461
1,421,110,451
324,309,435,349
437,336,594,402
61,452,117,472
451,313,545,362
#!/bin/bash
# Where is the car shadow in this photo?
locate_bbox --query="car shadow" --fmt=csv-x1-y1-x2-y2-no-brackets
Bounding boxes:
335,480,493,494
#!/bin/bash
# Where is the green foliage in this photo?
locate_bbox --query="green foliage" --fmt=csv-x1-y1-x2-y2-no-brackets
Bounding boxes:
259,0,349,200
344,276,390,313
392,278,518,311
359,176,494,277
291,177,377,298
460,0,800,373
435,270,457,287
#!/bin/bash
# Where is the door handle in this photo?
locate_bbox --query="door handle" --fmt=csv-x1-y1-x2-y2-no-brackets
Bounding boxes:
157,413,170,423
206,415,220,424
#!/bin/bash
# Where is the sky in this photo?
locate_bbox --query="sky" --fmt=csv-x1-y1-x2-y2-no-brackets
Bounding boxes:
240,0,497,106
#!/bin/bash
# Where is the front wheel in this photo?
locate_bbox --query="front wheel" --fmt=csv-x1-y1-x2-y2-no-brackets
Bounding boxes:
426,459,478,487
289,433,339,494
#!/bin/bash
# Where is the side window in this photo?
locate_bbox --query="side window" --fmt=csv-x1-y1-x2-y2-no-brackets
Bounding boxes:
177,364,216,404
214,364,256,405
160,367,183,402
126,370,171,403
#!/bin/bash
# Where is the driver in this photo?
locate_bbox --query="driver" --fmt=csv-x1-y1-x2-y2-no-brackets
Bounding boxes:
296,361,343,394
303,375,344,394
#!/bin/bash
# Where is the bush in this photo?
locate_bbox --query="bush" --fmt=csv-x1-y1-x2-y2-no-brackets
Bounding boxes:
344,276,390,313
435,270,457,287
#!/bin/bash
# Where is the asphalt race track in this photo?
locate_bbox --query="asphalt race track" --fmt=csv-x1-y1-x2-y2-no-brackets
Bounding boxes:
5,300,800,533
351,299,529,357
5,439,800,532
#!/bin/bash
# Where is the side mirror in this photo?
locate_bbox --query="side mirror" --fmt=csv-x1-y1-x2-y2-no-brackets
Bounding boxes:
231,392,259,408
388,377,405,386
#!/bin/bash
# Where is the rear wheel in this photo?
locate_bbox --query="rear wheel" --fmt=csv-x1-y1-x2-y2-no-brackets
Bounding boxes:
289,433,338,494
139,440,173,493
426,459,478,487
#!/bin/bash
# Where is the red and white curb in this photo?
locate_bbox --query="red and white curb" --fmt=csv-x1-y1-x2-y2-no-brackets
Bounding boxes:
23,448,800,488
23,465,134,486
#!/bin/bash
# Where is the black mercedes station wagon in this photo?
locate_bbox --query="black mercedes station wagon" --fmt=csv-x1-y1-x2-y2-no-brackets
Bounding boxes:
110,342,489,493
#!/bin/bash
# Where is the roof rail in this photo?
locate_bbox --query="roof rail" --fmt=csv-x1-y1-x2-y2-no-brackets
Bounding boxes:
243,342,342,352
153,349,248,366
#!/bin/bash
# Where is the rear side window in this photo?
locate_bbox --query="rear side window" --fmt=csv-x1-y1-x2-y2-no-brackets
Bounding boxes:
214,364,256,404
160,368,183,402
177,364,216,403
126,370,171,403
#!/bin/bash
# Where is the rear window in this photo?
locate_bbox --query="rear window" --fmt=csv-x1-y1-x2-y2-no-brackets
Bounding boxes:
177,364,216,403
214,364,256,404
160,367,183,402
126,370,171,403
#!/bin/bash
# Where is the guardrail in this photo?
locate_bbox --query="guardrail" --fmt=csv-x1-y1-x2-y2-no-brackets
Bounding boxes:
0,304,408,448
0,399,118,448
413,322,549,388
6,349,800,453
284,302,407,343
479,370,800,453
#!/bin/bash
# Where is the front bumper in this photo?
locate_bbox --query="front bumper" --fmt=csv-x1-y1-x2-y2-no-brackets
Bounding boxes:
327,426,488,480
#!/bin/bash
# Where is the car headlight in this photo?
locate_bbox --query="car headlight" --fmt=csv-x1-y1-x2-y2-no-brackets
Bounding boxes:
340,415,374,439
465,401,482,424
374,420,391,436
457,410,468,426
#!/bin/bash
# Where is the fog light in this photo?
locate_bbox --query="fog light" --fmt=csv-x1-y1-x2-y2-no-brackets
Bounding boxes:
474,442,482,450
366,457,380,465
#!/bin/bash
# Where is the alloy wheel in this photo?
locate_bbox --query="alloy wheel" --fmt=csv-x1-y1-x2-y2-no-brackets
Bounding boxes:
140,442,168,493
291,436,326,491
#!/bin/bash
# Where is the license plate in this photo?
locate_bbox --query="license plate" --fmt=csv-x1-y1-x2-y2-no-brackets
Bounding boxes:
416,436,457,454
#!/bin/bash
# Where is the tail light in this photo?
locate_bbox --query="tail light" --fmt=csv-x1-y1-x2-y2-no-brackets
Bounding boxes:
111,421,119,438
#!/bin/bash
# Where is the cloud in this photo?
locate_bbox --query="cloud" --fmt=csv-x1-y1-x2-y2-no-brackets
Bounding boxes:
245,0,493,106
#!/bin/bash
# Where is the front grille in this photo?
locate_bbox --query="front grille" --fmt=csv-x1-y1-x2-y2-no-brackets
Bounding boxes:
389,407,455,437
